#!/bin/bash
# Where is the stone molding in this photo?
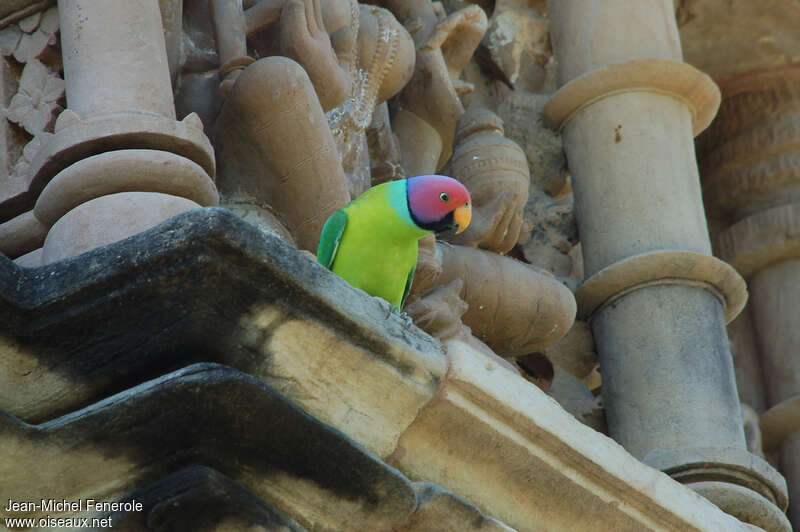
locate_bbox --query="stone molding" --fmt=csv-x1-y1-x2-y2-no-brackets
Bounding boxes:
0,363,420,531
543,58,720,137
34,150,219,227
698,66,800,222
576,250,747,323
0,112,216,257
715,202,800,279
644,446,788,509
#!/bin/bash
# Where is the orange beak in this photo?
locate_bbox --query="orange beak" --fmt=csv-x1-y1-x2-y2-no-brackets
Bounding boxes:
453,203,472,234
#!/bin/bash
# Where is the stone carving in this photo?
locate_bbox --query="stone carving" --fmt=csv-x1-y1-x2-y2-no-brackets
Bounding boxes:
0,6,59,64
388,3,488,174
325,2,416,197
410,239,575,357
214,54,351,252
366,101,405,184
0,1,583,383
6,59,63,136
446,108,529,254
480,0,554,92
214,0,414,250
404,279,520,375
9,132,51,187
1,5,63,220
0,0,219,266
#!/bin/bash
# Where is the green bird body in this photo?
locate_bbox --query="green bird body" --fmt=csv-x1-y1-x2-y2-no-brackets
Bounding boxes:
317,180,429,309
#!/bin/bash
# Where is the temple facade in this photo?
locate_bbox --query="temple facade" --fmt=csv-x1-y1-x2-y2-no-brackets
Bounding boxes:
0,0,798,530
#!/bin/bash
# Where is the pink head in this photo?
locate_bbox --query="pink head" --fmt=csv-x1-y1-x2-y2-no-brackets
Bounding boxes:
406,175,472,234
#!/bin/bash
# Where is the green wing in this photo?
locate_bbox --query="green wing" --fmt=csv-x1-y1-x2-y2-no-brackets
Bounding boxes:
317,209,348,269
401,266,415,310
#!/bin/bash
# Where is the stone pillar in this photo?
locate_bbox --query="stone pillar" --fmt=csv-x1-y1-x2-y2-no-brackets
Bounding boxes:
544,1,789,529
700,65,800,528
13,0,218,264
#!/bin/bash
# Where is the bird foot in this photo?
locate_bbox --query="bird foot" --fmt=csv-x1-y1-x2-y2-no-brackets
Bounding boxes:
399,311,415,329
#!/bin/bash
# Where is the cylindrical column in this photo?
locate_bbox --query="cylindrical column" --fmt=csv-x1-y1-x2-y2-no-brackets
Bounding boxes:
593,284,742,455
13,0,220,264
562,91,711,276
739,253,800,526
700,66,800,529
58,0,175,119
209,0,254,98
545,1,789,529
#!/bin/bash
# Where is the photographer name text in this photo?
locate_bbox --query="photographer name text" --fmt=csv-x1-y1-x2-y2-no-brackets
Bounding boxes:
5,498,142,513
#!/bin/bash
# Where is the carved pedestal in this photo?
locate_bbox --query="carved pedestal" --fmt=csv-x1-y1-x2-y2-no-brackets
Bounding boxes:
1,0,217,265
544,1,789,529
701,66,800,528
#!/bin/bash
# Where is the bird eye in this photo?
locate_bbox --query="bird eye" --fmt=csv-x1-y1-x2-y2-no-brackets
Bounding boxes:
439,192,450,203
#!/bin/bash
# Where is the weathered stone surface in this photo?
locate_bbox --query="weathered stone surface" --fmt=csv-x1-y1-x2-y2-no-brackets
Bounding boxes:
12,6,57,63
677,0,800,79
109,466,307,532
389,340,755,532
0,112,215,222
41,192,202,264
0,25,22,56
0,207,445,459
0,364,418,531
727,305,768,415
542,320,597,380
547,365,606,432
697,69,800,226
400,482,516,531
518,192,576,276
480,2,552,92
0,0,47,23
496,90,566,195
0,209,768,532
5,58,63,137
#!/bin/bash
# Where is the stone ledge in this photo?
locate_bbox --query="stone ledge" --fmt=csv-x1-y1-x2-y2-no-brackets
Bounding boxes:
109,466,307,531
0,208,762,530
0,363,418,531
389,340,755,532
400,482,515,532
0,207,445,461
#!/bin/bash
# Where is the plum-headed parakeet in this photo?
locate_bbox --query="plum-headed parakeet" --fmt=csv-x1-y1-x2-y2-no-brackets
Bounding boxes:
317,175,472,310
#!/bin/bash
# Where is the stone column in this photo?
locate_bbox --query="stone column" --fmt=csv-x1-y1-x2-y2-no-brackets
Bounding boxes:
10,0,218,264
543,1,789,529
700,65,800,528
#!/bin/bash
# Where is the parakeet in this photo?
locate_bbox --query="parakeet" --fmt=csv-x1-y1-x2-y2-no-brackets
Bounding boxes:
317,175,472,310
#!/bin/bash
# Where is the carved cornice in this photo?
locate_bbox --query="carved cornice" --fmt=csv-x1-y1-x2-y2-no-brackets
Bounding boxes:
698,66,800,223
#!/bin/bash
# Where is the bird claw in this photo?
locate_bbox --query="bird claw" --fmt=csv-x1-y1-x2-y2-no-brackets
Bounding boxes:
399,311,414,329
381,302,414,329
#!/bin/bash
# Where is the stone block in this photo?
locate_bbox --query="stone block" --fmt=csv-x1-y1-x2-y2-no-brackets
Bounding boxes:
0,363,418,531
